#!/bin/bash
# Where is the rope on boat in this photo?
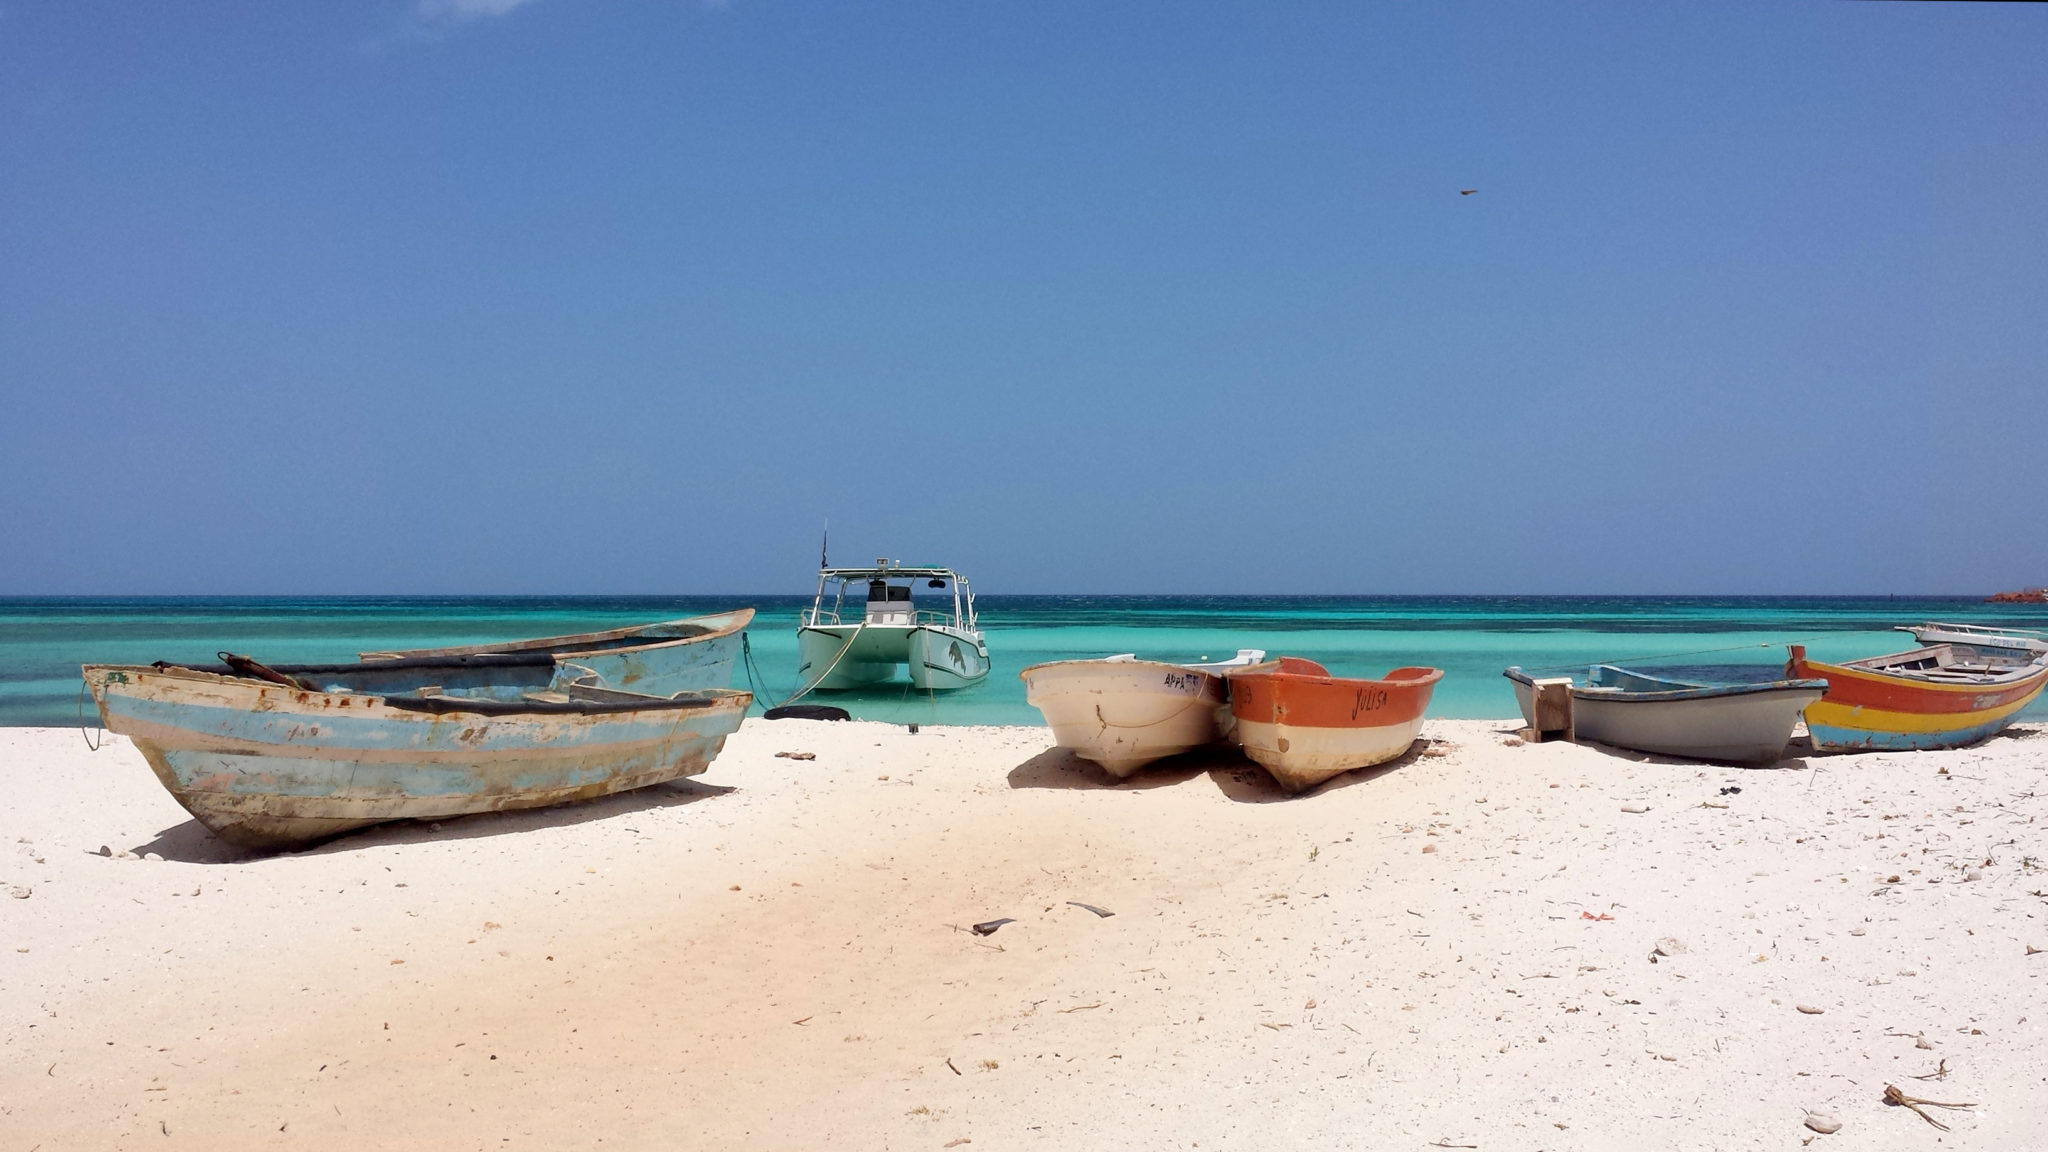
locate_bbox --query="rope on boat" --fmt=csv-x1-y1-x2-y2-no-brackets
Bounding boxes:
77,680,104,752
740,632,803,716
774,622,867,710
1515,634,1841,676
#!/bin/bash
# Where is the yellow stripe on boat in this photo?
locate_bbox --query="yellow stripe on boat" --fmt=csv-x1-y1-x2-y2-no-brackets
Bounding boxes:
1804,690,2042,736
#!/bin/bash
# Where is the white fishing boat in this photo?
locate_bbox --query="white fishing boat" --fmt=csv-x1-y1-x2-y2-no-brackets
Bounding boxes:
796,560,989,692
1503,664,1827,764
1020,650,1266,777
1903,621,2048,656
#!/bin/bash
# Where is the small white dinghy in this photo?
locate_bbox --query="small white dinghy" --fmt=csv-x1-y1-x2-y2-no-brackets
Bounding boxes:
1504,664,1826,765
1021,650,1266,777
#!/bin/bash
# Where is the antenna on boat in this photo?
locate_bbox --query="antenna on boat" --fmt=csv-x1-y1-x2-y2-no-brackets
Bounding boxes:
820,520,829,569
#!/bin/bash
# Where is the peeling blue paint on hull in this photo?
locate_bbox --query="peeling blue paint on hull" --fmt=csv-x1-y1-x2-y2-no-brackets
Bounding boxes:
1806,714,2019,752
366,609,755,696
83,665,750,851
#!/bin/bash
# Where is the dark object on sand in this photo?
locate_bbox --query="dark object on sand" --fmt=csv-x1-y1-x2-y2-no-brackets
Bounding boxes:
1883,1083,1976,1131
1067,902,1115,918
1719,786,1742,795
764,704,852,721
971,918,1015,936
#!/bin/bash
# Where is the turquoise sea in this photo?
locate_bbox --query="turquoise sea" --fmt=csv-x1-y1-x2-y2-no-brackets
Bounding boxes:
7,595,2047,730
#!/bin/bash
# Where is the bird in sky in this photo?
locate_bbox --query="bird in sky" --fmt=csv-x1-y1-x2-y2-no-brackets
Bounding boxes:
1459,189,1478,195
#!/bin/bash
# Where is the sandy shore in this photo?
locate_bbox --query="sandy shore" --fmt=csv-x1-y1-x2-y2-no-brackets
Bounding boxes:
4,718,2045,1149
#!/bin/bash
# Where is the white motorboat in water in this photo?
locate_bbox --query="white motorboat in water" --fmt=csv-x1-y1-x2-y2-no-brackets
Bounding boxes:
796,560,990,691
1020,650,1266,777
1903,621,2048,656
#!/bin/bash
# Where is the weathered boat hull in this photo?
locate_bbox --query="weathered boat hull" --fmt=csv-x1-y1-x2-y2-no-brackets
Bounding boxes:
1504,666,1825,764
83,665,750,851
362,609,754,697
1021,659,1232,777
1790,644,2048,752
1227,659,1441,793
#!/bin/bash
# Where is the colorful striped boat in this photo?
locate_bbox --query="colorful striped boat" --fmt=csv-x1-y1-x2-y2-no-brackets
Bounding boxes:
1225,658,1442,793
1787,642,2048,752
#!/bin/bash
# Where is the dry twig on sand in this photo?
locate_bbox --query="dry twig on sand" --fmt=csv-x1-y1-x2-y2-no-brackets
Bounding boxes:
1883,1083,1976,1130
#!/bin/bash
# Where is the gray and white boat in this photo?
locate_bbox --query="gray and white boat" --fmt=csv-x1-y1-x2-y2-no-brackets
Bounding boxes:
1504,664,1828,765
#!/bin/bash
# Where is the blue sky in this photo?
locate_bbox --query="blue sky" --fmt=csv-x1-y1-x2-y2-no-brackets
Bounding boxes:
2,2,2043,595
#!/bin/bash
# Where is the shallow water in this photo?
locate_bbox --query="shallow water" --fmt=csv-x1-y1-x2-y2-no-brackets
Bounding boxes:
7,594,2045,728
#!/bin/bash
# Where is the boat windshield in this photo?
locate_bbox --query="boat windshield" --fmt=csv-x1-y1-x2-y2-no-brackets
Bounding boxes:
806,562,977,631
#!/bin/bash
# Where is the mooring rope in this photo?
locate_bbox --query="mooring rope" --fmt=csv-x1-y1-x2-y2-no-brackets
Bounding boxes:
1515,634,1841,676
76,680,104,752
787,622,866,707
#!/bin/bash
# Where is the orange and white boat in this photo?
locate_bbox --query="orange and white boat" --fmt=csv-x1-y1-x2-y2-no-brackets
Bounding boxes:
1226,658,1442,792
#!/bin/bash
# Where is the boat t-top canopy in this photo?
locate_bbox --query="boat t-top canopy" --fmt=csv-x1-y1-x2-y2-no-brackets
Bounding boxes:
816,561,966,582
806,559,978,631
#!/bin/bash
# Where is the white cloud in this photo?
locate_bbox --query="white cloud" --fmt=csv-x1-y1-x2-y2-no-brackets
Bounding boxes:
416,0,541,22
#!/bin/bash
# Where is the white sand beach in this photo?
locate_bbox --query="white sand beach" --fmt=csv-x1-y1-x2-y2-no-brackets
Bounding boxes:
5,719,2045,1150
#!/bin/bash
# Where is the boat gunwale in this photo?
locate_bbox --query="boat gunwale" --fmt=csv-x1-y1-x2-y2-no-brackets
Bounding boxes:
1503,665,1828,705
84,663,751,719
359,608,755,662
1794,644,2048,693
1227,659,1444,692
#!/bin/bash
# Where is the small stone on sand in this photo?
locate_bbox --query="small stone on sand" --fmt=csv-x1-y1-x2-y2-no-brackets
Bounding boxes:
1796,1004,1824,1015
1804,1112,1841,1134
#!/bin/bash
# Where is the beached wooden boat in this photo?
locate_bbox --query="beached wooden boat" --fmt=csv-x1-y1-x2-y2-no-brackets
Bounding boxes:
1788,642,2048,752
1020,650,1266,777
361,608,754,696
1503,664,1826,764
82,658,751,851
1225,658,1441,793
